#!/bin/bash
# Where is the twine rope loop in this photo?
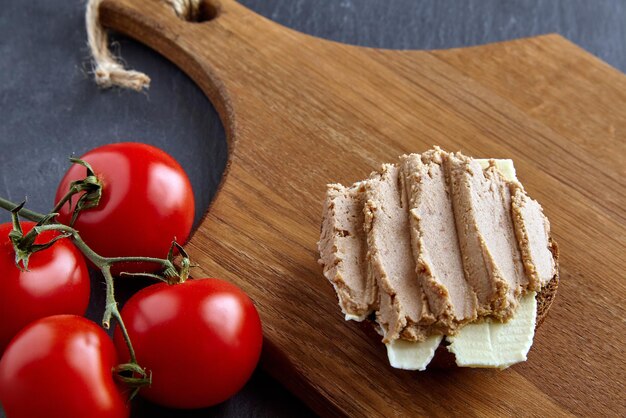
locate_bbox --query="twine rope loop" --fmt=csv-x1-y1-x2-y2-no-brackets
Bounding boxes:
86,0,201,91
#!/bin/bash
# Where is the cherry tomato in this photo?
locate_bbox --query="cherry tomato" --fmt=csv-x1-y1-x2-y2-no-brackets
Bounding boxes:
55,142,195,274
0,315,129,418
0,221,90,353
114,278,263,409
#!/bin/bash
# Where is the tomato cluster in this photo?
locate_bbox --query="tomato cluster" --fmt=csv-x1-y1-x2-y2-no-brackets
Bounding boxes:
0,143,263,417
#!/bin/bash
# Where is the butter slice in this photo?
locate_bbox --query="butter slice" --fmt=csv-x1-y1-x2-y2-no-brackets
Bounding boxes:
345,313,366,322
477,158,517,181
447,160,536,369
446,292,537,369
386,335,444,371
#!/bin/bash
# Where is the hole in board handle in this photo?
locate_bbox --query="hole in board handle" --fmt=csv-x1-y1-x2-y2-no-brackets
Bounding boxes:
188,0,220,23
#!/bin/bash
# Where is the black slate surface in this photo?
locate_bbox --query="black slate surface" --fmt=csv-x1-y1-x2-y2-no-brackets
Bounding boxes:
0,1,624,417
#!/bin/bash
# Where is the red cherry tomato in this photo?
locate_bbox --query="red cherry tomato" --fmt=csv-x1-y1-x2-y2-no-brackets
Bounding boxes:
0,221,90,353
0,315,129,418
55,142,194,274
114,278,263,409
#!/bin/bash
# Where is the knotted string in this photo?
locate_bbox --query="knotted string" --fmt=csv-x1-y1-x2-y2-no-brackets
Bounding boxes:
85,0,201,91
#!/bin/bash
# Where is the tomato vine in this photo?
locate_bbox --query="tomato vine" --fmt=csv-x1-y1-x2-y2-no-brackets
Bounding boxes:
0,174,191,399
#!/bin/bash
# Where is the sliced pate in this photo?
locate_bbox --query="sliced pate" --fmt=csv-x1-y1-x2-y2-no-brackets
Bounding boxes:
318,182,377,321
400,150,478,334
510,183,556,291
445,153,527,320
364,164,433,342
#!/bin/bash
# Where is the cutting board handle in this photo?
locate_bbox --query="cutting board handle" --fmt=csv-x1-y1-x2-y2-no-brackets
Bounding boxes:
99,0,268,60
100,0,255,40
188,0,233,22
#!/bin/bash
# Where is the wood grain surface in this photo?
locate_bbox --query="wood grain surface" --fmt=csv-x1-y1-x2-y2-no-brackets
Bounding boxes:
99,0,626,416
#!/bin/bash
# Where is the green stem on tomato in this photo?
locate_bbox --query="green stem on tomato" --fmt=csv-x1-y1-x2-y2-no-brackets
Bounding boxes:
1,158,100,223
0,197,46,222
101,265,136,362
34,224,177,274
50,191,72,216
31,223,163,391
50,158,103,226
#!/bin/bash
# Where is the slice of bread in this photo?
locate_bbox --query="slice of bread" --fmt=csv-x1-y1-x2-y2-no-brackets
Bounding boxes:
320,149,560,369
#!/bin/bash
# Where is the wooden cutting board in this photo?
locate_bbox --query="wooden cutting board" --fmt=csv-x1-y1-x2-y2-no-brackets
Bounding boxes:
100,0,626,416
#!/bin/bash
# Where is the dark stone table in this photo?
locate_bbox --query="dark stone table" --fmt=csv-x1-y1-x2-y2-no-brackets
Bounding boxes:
0,1,623,416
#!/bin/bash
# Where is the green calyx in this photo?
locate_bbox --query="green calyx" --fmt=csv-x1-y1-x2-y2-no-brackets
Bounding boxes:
8,201,70,270
52,157,103,227
113,362,152,400
166,241,191,284
119,241,192,285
